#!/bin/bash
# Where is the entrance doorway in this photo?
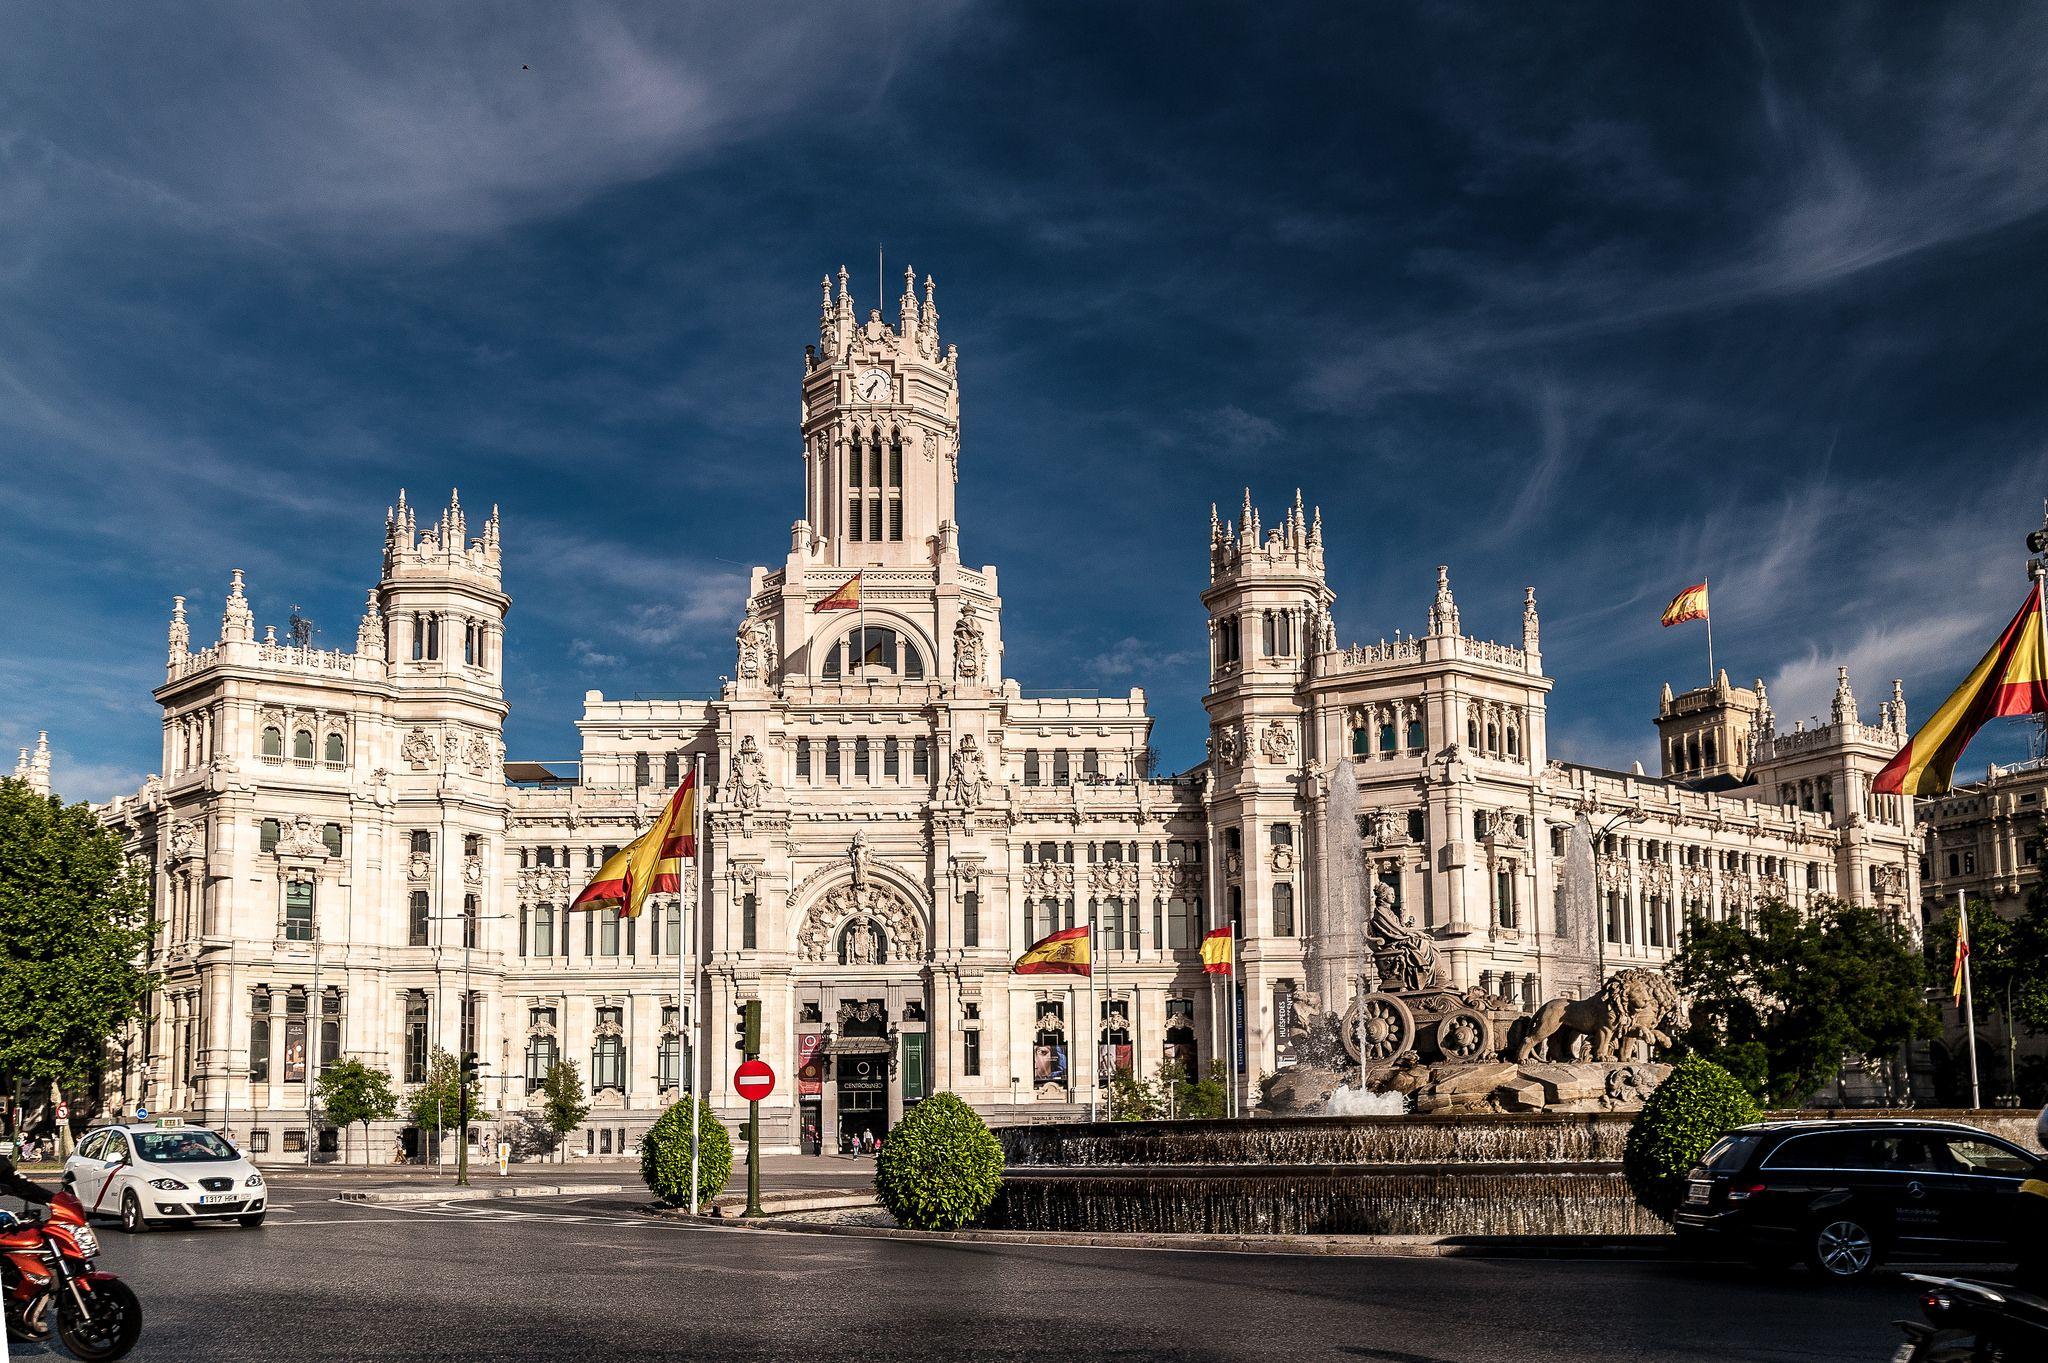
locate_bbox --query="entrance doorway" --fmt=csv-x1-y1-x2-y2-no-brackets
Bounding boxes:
836,1055,887,1151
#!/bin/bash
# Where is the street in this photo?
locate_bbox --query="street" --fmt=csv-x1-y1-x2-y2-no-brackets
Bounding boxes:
16,1175,1929,1363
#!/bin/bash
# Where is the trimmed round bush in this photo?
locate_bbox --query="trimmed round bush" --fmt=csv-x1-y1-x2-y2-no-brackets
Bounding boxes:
640,1097,733,1210
873,1092,1004,1230
1624,1056,1763,1221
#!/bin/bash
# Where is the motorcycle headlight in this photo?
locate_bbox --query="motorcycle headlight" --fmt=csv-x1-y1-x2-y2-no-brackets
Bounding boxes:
244,1173,264,1187
147,1177,187,1191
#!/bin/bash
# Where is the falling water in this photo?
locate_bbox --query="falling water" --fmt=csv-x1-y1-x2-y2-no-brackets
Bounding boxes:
1563,813,1599,990
1322,757,1367,1014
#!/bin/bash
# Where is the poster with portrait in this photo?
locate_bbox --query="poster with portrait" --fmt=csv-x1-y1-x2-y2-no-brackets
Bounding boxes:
283,1019,307,1084
1032,1043,1067,1085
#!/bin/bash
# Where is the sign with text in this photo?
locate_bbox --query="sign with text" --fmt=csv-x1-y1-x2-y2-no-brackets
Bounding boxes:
734,1058,775,1102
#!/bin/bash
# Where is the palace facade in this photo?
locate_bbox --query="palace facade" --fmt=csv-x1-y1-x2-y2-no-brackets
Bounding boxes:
92,269,1922,1160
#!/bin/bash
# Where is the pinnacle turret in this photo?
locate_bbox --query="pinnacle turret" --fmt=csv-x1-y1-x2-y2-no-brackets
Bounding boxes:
1427,565,1460,637
168,595,189,665
1832,666,1858,724
221,569,254,643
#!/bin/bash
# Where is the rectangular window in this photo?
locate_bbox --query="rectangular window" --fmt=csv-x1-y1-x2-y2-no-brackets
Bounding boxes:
796,738,811,779
585,912,595,956
849,495,863,541
869,500,884,541
635,752,651,787
884,738,900,777
825,739,841,778
408,891,429,947
855,739,871,777
249,992,271,1082
1271,823,1293,848
1167,898,1197,950
913,737,930,778
659,1008,682,1090
260,818,280,852
601,908,620,957
742,892,758,950
591,1008,625,1092
283,879,315,941
1024,750,1040,786
405,991,429,1083
963,1030,981,1077
888,499,903,541
461,990,478,1056
963,890,980,948
534,904,554,958
1053,750,1070,786
1273,883,1296,936
1083,749,1099,779
323,823,344,857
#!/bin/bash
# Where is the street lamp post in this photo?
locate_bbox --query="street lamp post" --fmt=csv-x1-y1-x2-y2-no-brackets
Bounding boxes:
429,905,507,1187
1591,809,1645,985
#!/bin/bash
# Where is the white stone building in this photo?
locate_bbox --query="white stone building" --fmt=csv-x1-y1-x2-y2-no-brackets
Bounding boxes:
96,268,1922,1160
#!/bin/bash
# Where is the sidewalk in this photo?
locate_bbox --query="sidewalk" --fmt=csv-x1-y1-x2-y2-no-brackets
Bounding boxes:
267,1151,878,1204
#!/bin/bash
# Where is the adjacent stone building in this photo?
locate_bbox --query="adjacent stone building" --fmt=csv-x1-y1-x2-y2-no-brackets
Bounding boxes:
97,268,1923,1160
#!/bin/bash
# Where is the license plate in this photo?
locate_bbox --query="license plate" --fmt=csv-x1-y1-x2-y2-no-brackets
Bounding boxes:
198,1194,237,1206
1685,1180,1712,1204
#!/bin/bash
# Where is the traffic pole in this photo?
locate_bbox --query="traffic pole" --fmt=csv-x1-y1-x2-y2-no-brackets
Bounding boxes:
745,1099,762,1217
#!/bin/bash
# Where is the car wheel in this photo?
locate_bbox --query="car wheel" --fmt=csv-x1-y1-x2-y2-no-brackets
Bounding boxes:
238,1213,265,1228
1806,1214,1880,1280
119,1191,148,1235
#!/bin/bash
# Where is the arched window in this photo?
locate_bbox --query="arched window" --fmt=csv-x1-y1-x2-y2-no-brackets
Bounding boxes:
293,729,314,761
324,732,345,764
1506,727,1519,759
1272,883,1296,936
1379,722,1397,754
1486,723,1499,753
1352,724,1370,755
261,726,283,759
1406,718,1425,750
1468,716,1480,747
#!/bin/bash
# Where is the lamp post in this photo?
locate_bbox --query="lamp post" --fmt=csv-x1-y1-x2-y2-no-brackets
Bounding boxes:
429,905,508,1187
1591,808,1645,985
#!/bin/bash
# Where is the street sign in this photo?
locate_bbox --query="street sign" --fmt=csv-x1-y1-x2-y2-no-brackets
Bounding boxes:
133,1106,148,1121
734,1058,775,1102
54,1102,68,1121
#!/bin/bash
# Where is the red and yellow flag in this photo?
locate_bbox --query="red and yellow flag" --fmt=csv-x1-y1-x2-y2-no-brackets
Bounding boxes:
813,574,862,612
1874,586,2048,797
1014,926,1090,975
1200,927,1233,975
569,770,697,919
1661,582,1710,628
1952,902,1972,1004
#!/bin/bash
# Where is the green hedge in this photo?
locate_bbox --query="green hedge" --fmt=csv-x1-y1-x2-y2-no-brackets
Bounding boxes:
640,1097,733,1210
873,1092,1004,1230
1623,1056,1762,1221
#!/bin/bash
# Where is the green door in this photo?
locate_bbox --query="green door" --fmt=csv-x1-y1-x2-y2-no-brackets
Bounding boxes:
901,1033,927,1104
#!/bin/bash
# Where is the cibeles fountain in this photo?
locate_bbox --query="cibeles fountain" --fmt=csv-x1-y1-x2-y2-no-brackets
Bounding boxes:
1262,760,1677,1118
986,762,1686,1238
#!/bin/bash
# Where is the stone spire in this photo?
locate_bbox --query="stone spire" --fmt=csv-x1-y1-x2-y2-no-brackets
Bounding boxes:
1831,666,1858,725
1890,678,1907,737
1309,504,1323,550
11,744,28,786
483,503,502,554
898,265,918,338
442,488,465,549
168,595,189,666
1522,587,1540,653
1427,565,1460,637
18,731,52,796
922,273,938,338
221,569,254,643
819,273,834,344
356,588,386,660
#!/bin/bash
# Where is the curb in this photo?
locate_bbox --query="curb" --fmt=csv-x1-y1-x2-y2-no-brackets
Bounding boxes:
338,1183,625,1205
641,1208,1680,1259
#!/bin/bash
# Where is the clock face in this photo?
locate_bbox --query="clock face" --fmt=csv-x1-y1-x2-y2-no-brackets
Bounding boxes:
857,367,891,403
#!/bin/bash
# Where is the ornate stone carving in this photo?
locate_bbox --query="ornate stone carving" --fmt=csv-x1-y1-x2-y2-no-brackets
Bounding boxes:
400,728,437,771
166,819,203,863
1213,722,1241,768
847,831,870,889
731,735,772,810
946,733,992,810
1259,718,1296,765
463,857,484,886
1366,880,1445,991
275,816,328,859
797,878,926,964
1513,969,1681,1065
953,606,985,682
1270,843,1297,874
838,917,886,964
407,851,433,882
735,611,776,683
463,734,493,776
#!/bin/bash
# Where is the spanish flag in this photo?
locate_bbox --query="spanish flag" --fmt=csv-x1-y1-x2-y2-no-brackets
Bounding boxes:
1200,927,1233,975
569,770,696,918
1014,926,1090,975
1874,585,2048,797
814,574,862,612
1661,582,1710,628
1952,901,1972,1004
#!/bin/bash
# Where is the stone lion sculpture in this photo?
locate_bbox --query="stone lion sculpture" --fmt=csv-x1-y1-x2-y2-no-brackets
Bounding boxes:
1512,968,1681,1065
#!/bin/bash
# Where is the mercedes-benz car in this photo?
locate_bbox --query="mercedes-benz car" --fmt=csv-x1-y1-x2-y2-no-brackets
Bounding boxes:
64,1124,267,1233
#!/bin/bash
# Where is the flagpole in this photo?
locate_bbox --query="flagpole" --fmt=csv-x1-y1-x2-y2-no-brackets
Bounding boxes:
688,752,703,1214
1959,890,1981,1110
1086,913,1099,1122
1703,576,1715,683
1230,922,1241,1118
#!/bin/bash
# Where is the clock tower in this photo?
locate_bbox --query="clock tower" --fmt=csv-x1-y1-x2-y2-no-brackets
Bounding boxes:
798,265,961,570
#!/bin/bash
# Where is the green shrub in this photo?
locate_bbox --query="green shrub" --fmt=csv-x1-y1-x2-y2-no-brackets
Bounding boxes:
640,1097,732,1210
1624,1056,1762,1221
873,1092,1004,1230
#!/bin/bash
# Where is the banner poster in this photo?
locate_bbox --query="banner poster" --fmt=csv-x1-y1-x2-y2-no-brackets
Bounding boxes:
1033,1043,1068,1085
796,1032,825,1097
283,1020,307,1084
1234,983,1246,1073
1098,1043,1133,1077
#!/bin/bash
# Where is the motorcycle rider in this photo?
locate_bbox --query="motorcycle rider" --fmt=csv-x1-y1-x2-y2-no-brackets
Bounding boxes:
0,1146,52,1224
0,1147,55,1341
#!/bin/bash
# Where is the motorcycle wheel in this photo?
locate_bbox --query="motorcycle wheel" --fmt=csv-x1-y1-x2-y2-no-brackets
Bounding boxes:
57,1276,143,1362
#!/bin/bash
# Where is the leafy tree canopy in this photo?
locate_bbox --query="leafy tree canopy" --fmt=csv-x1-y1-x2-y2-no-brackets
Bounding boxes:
406,1047,486,1131
540,1059,591,1137
0,780,155,1099
1671,897,1935,1107
1924,898,2048,1036
317,1060,399,1132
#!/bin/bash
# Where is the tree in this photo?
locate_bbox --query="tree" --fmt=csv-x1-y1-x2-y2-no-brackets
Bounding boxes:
316,1060,398,1165
1157,1060,1229,1119
1671,897,1936,1107
640,1096,731,1209
1104,1065,1163,1121
539,1059,590,1164
0,779,155,1152
406,1048,486,1156
873,1093,1004,1230
1624,1057,1762,1221
1924,896,2048,1102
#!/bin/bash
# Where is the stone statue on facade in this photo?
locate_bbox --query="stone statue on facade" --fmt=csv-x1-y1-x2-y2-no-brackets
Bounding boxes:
953,607,985,682
731,734,771,810
735,611,775,683
848,830,870,889
1366,881,1444,991
947,733,992,809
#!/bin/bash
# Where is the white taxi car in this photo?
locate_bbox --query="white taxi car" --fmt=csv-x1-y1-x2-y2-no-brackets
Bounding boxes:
65,1124,267,1232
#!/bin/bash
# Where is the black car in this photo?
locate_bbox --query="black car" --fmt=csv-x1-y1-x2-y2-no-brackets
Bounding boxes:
1673,1118,2044,1281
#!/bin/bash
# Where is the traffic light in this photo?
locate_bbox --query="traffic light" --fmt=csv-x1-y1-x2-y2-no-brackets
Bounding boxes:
733,1000,761,1057
460,1051,480,1085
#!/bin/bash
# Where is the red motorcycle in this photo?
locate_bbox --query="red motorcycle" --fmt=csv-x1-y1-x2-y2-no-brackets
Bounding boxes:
1,1184,142,1360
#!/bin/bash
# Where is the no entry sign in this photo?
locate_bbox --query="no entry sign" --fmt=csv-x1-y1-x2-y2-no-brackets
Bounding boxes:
734,1058,775,1102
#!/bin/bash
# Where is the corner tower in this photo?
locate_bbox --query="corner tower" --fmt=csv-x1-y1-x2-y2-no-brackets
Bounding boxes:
798,266,961,570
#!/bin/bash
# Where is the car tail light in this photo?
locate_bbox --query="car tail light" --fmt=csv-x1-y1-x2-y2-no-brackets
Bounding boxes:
1922,1290,1953,1317
1727,1182,1767,1201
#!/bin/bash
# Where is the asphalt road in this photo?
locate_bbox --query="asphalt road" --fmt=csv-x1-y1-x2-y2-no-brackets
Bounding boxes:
17,1179,1933,1363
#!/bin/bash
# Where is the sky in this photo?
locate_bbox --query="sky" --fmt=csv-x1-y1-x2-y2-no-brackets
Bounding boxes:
5,2,2048,801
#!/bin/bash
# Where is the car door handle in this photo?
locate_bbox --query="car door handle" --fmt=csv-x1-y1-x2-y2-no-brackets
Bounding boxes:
1905,1180,1925,1199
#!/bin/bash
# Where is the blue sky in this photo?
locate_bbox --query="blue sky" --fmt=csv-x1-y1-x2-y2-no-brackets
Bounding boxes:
6,3,2048,800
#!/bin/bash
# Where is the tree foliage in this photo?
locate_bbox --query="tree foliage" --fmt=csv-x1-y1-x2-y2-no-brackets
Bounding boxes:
0,780,155,1107
1670,897,1935,1106
316,1060,398,1164
406,1047,485,1132
539,1059,590,1143
1105,1065,1163,1121
1156,1060,1230,1119
1925,898,2048,1036
873,1092,1004,1230
1624,1056,1762,1221
639,1096,731,1209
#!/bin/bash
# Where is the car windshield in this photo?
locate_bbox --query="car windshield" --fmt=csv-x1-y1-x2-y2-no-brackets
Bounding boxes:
1699,1134,1761,1172
133,1131,237,1163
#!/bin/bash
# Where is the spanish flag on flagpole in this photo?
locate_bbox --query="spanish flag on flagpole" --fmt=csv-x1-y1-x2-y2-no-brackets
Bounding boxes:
1200,927,1233,975
813,574,862,612
1014,926,1090,975
1952,900,1972,1004
1874,583,2048,797
569,770,697,919
1661,582,1710,627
